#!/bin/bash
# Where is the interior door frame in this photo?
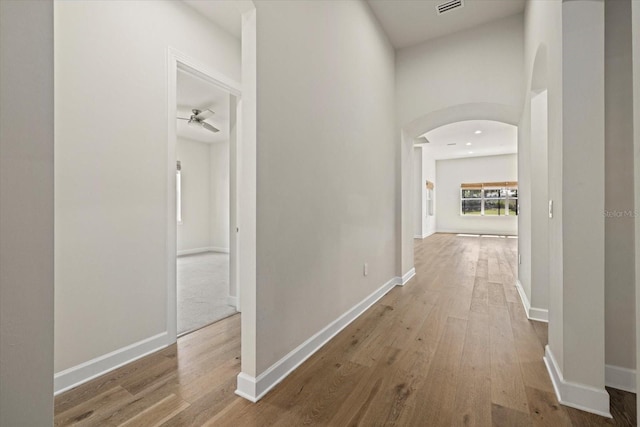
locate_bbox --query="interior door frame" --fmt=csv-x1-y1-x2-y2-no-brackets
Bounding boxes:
166,47,242,342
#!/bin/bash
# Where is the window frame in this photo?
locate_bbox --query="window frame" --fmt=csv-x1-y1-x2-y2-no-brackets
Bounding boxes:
460,184,518,217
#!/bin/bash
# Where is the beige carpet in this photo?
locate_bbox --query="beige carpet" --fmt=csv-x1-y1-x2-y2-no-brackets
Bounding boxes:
177,252,236,335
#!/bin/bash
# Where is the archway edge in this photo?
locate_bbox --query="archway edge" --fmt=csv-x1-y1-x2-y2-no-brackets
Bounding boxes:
402,102,520,140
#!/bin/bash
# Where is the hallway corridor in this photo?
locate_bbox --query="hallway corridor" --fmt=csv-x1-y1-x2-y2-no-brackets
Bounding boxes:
54,234,635,426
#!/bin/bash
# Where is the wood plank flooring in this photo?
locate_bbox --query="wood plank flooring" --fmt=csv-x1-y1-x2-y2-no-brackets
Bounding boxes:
55,233,636,426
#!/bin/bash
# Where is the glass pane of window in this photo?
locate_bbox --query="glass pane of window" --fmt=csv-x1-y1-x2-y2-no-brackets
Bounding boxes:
461,189,481,198
483,188,504,199
461,199,482,215
506,188,518,198
484,199,506,216
508,199,518,216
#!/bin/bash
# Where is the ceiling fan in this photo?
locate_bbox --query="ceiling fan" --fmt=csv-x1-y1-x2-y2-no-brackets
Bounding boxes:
177,108,219,133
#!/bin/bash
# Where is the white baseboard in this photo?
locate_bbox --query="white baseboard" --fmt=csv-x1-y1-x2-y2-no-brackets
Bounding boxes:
438,229,517,236
227,295,238,310
177,246,229,256
210,246,230,254
413,231,435,239
54,332,170,395
515,279,548,322
235,276,400,402
543,345,612,418
605,364,636,393
401,267,416,286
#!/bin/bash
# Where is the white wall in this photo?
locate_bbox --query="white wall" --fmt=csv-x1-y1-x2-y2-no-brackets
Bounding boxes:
210,141,230,251
521,0,564,371
0,1,54,424
524,0,610,413
413,145,437,239
54,0,240,375
413,147,423,237
423,146,437,237
253,0,396,375
396,13,524,130
436,154,518,235
177,138,212,253
529,90,549,312
604,0,636,373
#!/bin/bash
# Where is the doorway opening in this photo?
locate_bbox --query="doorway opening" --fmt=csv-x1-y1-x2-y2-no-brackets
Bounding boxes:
168,50,241,339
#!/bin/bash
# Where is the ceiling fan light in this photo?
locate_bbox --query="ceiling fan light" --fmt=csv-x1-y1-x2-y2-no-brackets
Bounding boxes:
188,119,203,128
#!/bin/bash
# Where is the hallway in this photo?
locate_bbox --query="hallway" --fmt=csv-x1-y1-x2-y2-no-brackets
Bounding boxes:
54,234,635,426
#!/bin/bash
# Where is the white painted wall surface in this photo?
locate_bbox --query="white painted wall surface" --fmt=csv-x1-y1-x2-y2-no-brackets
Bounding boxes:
436,154,518,235
396,13,524,129
529,90,549,311
0,1,54,424
254,0,396,375
521,0,564,368
604,0,636,373
413,147,423,237
210,141,230,251
413,145,437,239
177,138,211,253
54,0,240,373
423,146,437,237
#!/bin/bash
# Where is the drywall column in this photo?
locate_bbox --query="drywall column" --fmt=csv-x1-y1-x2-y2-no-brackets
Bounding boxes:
530,90,549,317
604,0,635,390
238,6,258,385
545,0,608,415
518,108,533,305
401,130,416,279
413,146,424,238
632,0,640,417
229,96,239,309
0,1,54,424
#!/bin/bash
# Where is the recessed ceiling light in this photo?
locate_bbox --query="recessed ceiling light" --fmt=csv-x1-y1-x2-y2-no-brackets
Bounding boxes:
465,142,472,146
474,130,482,134
468,151,473,154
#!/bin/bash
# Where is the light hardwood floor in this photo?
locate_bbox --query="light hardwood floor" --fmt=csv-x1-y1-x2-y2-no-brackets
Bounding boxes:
55,233,636,426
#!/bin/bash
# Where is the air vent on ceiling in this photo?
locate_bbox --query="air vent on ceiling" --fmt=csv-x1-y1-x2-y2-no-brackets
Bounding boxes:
437,0,464,15
447,143,457,146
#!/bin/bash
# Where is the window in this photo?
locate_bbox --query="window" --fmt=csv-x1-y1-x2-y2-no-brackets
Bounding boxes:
460,182,518,216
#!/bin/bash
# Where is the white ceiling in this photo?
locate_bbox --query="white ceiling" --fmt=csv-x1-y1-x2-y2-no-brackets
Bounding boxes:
367,0,525,49
177,69,230,144
183,0,525,49
421,120,517,160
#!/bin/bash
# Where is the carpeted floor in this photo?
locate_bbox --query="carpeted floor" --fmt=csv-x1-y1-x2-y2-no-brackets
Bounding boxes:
177,251,237,335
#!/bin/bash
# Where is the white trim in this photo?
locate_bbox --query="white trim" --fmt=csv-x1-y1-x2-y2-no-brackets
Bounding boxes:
177,246,230,256
177,247,212,256
401,268,416,286
235,276,401,402
210,246,230,254
605,364,636,393
54,332,169,395
543,345,612,418
413,231,435,239
515,279,549,322
227,296,239,310
438,228,517,236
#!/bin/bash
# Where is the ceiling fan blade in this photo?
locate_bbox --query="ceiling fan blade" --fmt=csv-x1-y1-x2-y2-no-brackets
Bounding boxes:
195,109,215,121
177,117,190,121
202,122,220,133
